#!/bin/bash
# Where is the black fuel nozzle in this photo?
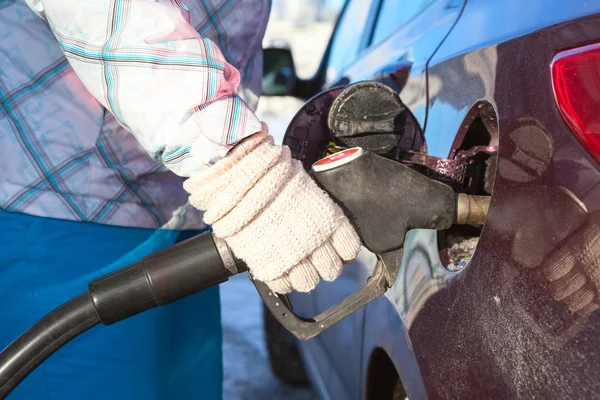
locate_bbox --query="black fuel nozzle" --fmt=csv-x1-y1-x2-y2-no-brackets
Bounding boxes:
311,148,458,254
257,148,491,341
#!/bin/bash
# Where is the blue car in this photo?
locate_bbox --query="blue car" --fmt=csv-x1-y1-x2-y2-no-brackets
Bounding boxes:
263,1,600,399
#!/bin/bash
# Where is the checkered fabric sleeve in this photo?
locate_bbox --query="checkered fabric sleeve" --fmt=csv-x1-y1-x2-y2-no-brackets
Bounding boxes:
25,0,263,177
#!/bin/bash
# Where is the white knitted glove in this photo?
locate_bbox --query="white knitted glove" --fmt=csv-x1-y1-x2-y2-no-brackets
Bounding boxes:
183,126,361,293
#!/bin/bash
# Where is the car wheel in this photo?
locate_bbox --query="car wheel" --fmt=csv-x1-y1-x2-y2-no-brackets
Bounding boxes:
263,304,310,386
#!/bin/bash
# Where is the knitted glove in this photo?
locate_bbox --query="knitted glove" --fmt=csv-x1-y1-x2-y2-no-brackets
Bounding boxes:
183,126,361,293
537,211,600,315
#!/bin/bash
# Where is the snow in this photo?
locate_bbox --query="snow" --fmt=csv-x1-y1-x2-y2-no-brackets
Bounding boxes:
222,275,317,400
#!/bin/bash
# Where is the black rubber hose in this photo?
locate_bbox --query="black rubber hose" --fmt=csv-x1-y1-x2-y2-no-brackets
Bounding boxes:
0,232,241,399
0,293,100,399
88,232,234,324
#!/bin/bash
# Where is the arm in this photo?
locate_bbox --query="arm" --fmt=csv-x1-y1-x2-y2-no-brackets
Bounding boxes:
27,0,362,294
25,0,262,177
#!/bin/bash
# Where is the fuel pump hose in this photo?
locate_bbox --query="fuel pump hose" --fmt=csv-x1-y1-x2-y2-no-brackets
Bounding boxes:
0,232,243,399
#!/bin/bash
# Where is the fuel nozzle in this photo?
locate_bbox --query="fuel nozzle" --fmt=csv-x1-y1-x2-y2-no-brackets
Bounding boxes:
312,147,489,254
257,148,492,342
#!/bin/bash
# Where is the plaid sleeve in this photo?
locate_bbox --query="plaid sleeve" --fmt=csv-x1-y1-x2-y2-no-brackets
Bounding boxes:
25,0,263,177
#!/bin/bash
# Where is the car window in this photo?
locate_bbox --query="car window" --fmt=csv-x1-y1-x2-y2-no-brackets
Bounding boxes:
326,0,375,82
371,0,437,46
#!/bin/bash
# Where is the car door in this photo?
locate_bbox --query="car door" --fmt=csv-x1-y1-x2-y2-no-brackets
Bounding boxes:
309,0,466,398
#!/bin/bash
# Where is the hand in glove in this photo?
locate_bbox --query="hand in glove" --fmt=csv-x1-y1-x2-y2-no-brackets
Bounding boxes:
183,125,361,294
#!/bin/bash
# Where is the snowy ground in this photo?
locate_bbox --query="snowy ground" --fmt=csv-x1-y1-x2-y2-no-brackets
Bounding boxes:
221,275,318,400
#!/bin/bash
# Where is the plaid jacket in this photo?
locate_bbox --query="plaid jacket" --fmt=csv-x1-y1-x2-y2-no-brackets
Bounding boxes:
0,0,269,229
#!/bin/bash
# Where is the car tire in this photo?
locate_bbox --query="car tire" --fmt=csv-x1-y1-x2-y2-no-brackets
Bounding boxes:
263,304,311,386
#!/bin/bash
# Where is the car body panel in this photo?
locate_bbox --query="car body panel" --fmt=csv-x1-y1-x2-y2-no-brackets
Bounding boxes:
289,1,600,399
424,0,600,158
408,5,600,397
333,0,465,128
297,337,335,400
361,230,443,400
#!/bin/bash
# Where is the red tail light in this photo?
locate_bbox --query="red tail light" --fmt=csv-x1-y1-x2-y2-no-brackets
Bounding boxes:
551,43,600,162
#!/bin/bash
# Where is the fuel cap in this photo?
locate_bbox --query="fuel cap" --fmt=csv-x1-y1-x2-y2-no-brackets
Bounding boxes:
312,147,364,172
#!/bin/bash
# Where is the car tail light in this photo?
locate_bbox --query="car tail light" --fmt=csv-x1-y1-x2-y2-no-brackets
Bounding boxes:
551,43,600,161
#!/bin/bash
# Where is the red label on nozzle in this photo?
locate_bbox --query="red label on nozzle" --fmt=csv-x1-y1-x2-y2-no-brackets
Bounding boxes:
312,147,363,172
